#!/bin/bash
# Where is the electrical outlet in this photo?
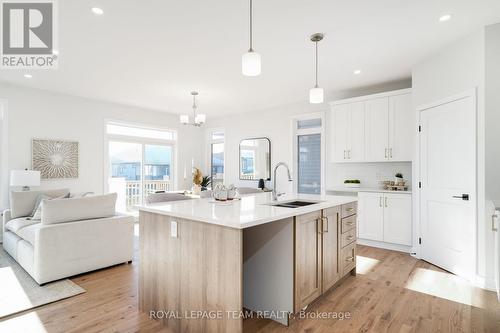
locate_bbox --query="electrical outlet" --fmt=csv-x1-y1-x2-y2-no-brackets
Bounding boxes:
171,221,178,238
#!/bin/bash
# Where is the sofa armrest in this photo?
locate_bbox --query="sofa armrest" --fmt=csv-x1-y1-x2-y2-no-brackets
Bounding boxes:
33,214,135,284
2,209,11,234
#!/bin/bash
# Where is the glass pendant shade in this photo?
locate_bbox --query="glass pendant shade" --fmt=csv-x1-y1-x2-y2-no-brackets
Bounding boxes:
309,87,324,104
195,114,206,124
180,114,189,124
242,51,261,76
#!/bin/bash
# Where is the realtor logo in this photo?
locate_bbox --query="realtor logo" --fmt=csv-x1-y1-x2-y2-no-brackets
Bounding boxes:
1,0,58,69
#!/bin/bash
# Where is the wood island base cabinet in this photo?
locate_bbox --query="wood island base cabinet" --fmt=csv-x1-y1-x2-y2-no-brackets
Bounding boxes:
139,201,358,332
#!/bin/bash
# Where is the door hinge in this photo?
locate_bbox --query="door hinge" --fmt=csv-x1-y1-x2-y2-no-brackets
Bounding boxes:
418,125,422,132
419,237,422,245
418,181,422,188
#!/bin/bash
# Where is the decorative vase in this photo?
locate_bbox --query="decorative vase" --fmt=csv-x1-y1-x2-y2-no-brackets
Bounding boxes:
192,184,201,195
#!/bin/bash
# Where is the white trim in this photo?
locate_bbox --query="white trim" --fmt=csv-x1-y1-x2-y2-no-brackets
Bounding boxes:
205,127,225,187
0,99,8,209
329,88,412,106
103,119,178,202
358,238,412,253
414,88,478,281
291,112,326,196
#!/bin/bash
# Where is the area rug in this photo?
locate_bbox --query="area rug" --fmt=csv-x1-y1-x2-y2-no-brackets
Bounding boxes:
0,247,85,319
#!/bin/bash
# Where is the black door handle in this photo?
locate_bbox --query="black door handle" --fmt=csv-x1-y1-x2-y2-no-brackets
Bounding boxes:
452,194,469,201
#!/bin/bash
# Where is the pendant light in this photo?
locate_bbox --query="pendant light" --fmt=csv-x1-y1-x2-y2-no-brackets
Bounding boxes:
180,91,206,127
242,0,261,76
309,33,324,104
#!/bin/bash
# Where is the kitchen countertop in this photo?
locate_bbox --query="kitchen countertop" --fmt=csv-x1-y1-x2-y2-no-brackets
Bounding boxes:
137,192,357,229
327,187,412,194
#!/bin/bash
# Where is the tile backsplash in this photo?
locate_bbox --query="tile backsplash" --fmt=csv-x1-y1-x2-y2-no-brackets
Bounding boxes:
326,162,412,189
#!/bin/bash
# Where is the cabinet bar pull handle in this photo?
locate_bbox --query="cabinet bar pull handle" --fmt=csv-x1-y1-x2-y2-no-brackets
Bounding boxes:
317,218,323,234
346,207,354,212
343,150,346,159
389,148,393,158
348,150,351,159
347,235,354,240
379,197,383,207
385,197,388,207
385,148,388,158
322,217,329,233
493,214,498,232
345,256,354,262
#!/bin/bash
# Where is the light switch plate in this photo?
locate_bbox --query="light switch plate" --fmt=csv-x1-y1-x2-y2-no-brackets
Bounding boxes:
171,221,178,238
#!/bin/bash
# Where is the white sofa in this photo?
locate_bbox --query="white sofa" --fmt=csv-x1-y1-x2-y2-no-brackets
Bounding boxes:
2,189,134,285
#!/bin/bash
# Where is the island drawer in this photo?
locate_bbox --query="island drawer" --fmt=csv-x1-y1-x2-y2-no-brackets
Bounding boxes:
341,242,356,275
341,228,356,248
341,202,357,218
341,215,356,234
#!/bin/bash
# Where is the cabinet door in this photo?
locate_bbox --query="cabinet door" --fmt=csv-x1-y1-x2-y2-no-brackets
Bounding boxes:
330,104,349,162
383,194,412,246
321,207,340,292
348,102,365,162
365,97,389,161
358,192,384,241
389,93,413,161
295,211,322,311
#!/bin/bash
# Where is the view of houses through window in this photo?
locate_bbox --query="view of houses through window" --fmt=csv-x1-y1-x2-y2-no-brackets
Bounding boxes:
106,122,176,212
210,130,224,187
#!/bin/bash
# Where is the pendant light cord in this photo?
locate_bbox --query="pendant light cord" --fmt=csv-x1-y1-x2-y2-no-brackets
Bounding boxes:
315,41,319,87
249,0,253,51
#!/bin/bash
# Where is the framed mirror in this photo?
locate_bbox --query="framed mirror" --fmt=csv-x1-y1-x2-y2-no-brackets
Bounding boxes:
239,137,271,181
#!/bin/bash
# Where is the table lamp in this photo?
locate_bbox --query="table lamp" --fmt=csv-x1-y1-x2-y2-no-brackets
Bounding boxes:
10,169,41,191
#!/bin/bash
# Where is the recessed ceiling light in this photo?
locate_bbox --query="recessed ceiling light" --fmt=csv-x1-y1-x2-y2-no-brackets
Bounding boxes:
353,69,362,75
439,14,451,22
91,7,104,15
24,74,32,78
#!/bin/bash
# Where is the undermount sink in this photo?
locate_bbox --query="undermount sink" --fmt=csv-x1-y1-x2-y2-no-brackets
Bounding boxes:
266,200,323,208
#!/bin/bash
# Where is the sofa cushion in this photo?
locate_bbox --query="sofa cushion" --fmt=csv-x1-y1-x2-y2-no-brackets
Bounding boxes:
10,189,70,218
5,217,39,233
5,217,40,245
41,193,117,225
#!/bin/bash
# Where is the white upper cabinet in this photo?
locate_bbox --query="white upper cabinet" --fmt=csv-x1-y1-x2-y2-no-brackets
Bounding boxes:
389,93,413,161
365,97,389,161
331,104,349,162
329,89,413,163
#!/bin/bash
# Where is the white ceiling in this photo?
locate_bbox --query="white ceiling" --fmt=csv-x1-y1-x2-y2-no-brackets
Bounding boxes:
1,0,499,117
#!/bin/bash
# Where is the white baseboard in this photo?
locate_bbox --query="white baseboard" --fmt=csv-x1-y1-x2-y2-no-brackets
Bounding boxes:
357,239,412,253
474,274,496,291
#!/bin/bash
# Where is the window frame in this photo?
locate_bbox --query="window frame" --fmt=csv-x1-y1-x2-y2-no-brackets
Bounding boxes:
292,112,326,195
103,120,178,202
206,128,225,188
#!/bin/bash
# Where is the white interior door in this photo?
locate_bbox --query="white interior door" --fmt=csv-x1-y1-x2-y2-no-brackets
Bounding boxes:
365,97,389,161
419,92,476,279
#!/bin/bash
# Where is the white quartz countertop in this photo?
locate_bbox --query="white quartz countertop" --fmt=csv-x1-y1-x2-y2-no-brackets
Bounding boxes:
137,192,357,229
327,187,412,194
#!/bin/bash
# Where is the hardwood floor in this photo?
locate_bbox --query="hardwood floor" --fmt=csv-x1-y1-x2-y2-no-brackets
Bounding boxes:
1,238,499,333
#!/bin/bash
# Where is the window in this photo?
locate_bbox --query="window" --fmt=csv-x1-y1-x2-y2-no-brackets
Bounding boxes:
294,115,324,194
105,121,176,213
209,130,224,187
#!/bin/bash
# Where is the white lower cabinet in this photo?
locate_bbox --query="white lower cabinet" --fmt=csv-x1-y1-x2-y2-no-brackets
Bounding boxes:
358,192,412,247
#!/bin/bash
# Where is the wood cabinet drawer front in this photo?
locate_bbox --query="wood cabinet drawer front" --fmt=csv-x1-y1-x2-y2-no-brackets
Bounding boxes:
341,202,357,218
341,215,356,233
341,228,356,248
341,242,356,275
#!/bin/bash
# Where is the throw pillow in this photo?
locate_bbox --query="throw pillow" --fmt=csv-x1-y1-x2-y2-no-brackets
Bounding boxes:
29,192,71,221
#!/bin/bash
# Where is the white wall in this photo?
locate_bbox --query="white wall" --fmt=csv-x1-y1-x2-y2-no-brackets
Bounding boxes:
485,23,500,202
205,79,412,193
0,99,8,209
0,83,204,199
411,28,493,287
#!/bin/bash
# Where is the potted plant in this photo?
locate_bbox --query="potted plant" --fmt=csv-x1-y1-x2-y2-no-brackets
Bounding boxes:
395,173,404,185
344,179,361,188
200,175,212,191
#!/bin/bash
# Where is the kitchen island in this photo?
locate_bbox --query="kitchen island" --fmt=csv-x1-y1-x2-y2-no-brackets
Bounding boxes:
138,192,358,333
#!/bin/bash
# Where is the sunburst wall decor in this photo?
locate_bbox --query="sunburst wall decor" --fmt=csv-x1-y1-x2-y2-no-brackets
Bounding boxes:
32,139,79,179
